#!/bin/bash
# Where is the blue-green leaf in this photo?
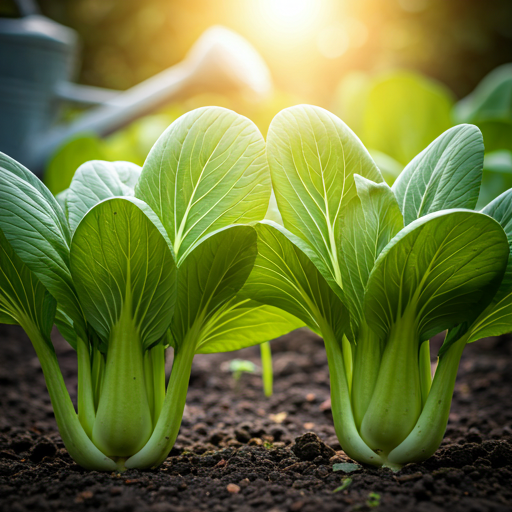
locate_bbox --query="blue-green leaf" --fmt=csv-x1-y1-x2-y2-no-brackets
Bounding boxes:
364,210,509,341
392,125,484,225
66,160,141,233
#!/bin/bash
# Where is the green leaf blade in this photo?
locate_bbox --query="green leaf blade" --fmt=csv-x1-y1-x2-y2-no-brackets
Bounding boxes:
242,221,348,338
196,299,302,354
70,197,176,348
339,176,403,335
135,107,270,262
392,125,484,225
171,225,258,347
364,210,509,340
0,158,84,334
266,105,382,286
67,160,141,233
464,189,512,342
0,228,56,339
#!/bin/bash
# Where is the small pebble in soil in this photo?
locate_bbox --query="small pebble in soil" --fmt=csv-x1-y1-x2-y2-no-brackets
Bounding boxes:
226,483,241,494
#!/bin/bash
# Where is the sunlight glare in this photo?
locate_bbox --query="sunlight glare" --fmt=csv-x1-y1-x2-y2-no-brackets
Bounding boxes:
259,0,322,34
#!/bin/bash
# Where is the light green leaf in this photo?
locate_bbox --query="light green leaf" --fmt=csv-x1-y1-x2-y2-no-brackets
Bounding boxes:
364,210,509,340
67,160,141,233
55,189,69,216
196,299,302,354
44,134,107,195
70,197,176,349
242,221,348,338
478,150,512,209
464,189,512,341
135,107,270,263
362,71,454,166
339,176,403,336
266,105,382,288
0,229,56,341
392,125,484,226
54,308,78,350
454,64,512,125
171,225,258,347
0,154,85,336
369,150,404,186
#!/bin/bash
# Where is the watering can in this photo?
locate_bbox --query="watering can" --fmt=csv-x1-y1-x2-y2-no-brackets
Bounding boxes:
0,1,271,175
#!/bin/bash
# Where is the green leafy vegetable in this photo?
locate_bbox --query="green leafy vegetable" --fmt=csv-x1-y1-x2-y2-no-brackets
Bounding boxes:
0,106,300,472
244,105,512,470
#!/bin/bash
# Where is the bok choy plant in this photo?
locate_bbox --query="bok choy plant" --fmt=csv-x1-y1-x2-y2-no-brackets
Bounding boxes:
0,106,301,471
243,105,511,469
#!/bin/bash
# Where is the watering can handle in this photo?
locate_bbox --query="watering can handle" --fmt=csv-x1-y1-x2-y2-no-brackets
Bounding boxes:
33,26,272,171
14,0,40,16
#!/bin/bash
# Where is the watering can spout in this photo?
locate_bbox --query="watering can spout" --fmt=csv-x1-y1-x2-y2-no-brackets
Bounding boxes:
34,25,272,170
0,14,272,174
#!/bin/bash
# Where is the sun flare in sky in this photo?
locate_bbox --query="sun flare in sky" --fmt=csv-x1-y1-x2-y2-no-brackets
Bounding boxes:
255,0,324,35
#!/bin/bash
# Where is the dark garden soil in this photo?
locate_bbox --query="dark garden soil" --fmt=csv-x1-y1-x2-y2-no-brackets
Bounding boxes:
1,324,512,512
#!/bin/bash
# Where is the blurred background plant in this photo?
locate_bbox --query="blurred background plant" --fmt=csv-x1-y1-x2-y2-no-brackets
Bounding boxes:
2,0,511,196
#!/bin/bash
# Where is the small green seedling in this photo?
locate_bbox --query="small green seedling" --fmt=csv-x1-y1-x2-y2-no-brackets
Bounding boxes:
367,492,381,508
333,477,353,493
229,359,257,383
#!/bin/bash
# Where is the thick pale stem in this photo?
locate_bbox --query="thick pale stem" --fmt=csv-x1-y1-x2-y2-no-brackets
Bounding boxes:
24,322,116,471
260,341,273,397
91,347,105,411
351,322,382,429
145,343,166,425
125,334,196,469
92,304,152,458
419,340,432,407
144,350,154,420
341,335,353,393
388,334,467,465
321,322,383,467
76,337,95,439
360,311,422,457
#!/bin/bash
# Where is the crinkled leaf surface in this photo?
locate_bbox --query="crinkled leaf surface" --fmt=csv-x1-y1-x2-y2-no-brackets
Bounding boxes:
339,176,403,336
171,225,258,347
0,229,56,340
0,154,85,335
392,125,484,225
364,210,508,340
70,197,176,349
266,105,382,289
135,107,270,263
67,160,141,233
242,221,348,338
196,299,302,354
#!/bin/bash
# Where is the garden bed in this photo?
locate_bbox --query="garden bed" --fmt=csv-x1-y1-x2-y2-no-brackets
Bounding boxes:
0,324,511,512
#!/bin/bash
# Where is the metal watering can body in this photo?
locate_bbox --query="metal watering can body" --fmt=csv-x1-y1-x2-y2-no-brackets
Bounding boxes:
0,12,271,176
0,14,78,172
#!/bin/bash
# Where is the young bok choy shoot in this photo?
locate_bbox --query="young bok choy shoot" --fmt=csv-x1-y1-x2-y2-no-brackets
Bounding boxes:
243,105,511,469
0,106,301,471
